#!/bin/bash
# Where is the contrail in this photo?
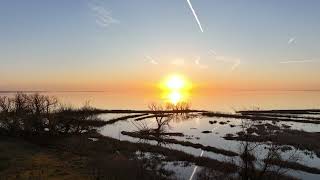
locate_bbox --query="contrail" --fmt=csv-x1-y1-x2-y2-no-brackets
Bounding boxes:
288,37,296,44
186,0,203,32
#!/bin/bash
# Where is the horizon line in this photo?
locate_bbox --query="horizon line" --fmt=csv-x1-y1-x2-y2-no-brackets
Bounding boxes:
1,89,320,93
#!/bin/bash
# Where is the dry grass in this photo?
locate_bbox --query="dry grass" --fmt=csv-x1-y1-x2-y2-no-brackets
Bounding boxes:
0,137,87,180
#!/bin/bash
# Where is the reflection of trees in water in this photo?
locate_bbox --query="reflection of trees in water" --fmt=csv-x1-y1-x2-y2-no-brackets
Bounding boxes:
130,116,172,146
198,120,301,180
130,102,194,145
166,110,201,124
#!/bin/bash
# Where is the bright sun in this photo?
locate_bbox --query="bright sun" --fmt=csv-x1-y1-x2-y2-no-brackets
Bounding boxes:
166,75,185,90
161,74,191,105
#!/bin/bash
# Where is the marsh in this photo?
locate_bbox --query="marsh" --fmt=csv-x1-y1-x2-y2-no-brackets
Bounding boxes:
1,93,320,179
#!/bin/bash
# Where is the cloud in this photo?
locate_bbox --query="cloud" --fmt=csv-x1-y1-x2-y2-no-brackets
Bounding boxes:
288,37,296,44
231,59,241,71
144,55,158,65
280,60,315,64
195,58,200,65
209,50,241,71
194,57,208,69
186,0,204,32
171,58,185,66
88,0,119,27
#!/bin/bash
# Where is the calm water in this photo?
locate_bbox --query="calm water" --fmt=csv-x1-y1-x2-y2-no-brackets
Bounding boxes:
97,112,320,180
98,112,320,180
1,91,320,111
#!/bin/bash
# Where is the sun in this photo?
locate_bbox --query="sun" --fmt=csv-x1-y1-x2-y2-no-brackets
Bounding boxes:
160,74,192,105
166,75,185,90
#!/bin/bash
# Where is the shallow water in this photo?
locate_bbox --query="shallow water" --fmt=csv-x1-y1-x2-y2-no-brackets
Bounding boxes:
98,112,320,180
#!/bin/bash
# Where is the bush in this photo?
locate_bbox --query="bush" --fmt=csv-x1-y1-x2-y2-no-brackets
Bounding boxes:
0,93,104,136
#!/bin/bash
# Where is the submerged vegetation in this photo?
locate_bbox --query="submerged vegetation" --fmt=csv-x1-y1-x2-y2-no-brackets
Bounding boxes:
224,120,320,159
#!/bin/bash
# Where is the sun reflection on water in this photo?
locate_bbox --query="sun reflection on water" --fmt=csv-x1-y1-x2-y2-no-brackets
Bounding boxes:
168,91,182,105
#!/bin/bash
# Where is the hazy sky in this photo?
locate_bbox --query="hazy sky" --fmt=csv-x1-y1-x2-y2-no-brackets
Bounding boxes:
1,0,320,91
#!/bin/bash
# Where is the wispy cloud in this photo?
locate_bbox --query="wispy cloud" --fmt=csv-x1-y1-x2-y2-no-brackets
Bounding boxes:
209,50,241,71
171,58,185,66
231,59,241,71
186,0,203,32
144,55,158,65
280,60,315,64
194,57,208,69
195,57,200,65
288,37,296,44
88,0,119,27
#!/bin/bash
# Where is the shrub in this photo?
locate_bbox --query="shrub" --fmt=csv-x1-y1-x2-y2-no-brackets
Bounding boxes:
0,93,104,136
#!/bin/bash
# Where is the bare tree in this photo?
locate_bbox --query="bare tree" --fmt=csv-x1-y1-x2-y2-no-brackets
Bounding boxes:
0,93,103,136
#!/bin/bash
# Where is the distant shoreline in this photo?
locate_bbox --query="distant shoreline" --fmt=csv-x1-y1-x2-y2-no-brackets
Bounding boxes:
1,89,320,93
0,90,105,93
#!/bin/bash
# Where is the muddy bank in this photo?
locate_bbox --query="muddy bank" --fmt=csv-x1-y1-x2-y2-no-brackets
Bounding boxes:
27,132,238,175
104,113,149,125
238,112,320,121
121,131,238,157
134,114,170,121
136,130,184,137
266,159,320,174
98,109,208,114
224,123,320,158
203,112,320,124
237,109,320,115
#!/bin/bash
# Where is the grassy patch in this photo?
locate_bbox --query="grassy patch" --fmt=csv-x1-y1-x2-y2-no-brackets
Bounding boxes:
0,136,86,180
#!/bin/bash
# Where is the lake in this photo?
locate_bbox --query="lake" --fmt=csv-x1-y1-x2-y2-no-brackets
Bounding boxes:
1,91,319,111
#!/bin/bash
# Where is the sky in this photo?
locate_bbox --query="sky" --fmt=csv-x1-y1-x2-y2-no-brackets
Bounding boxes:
1,0,320,92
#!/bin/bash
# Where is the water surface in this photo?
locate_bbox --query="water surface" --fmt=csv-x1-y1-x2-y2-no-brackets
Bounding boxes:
1,91,320,111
